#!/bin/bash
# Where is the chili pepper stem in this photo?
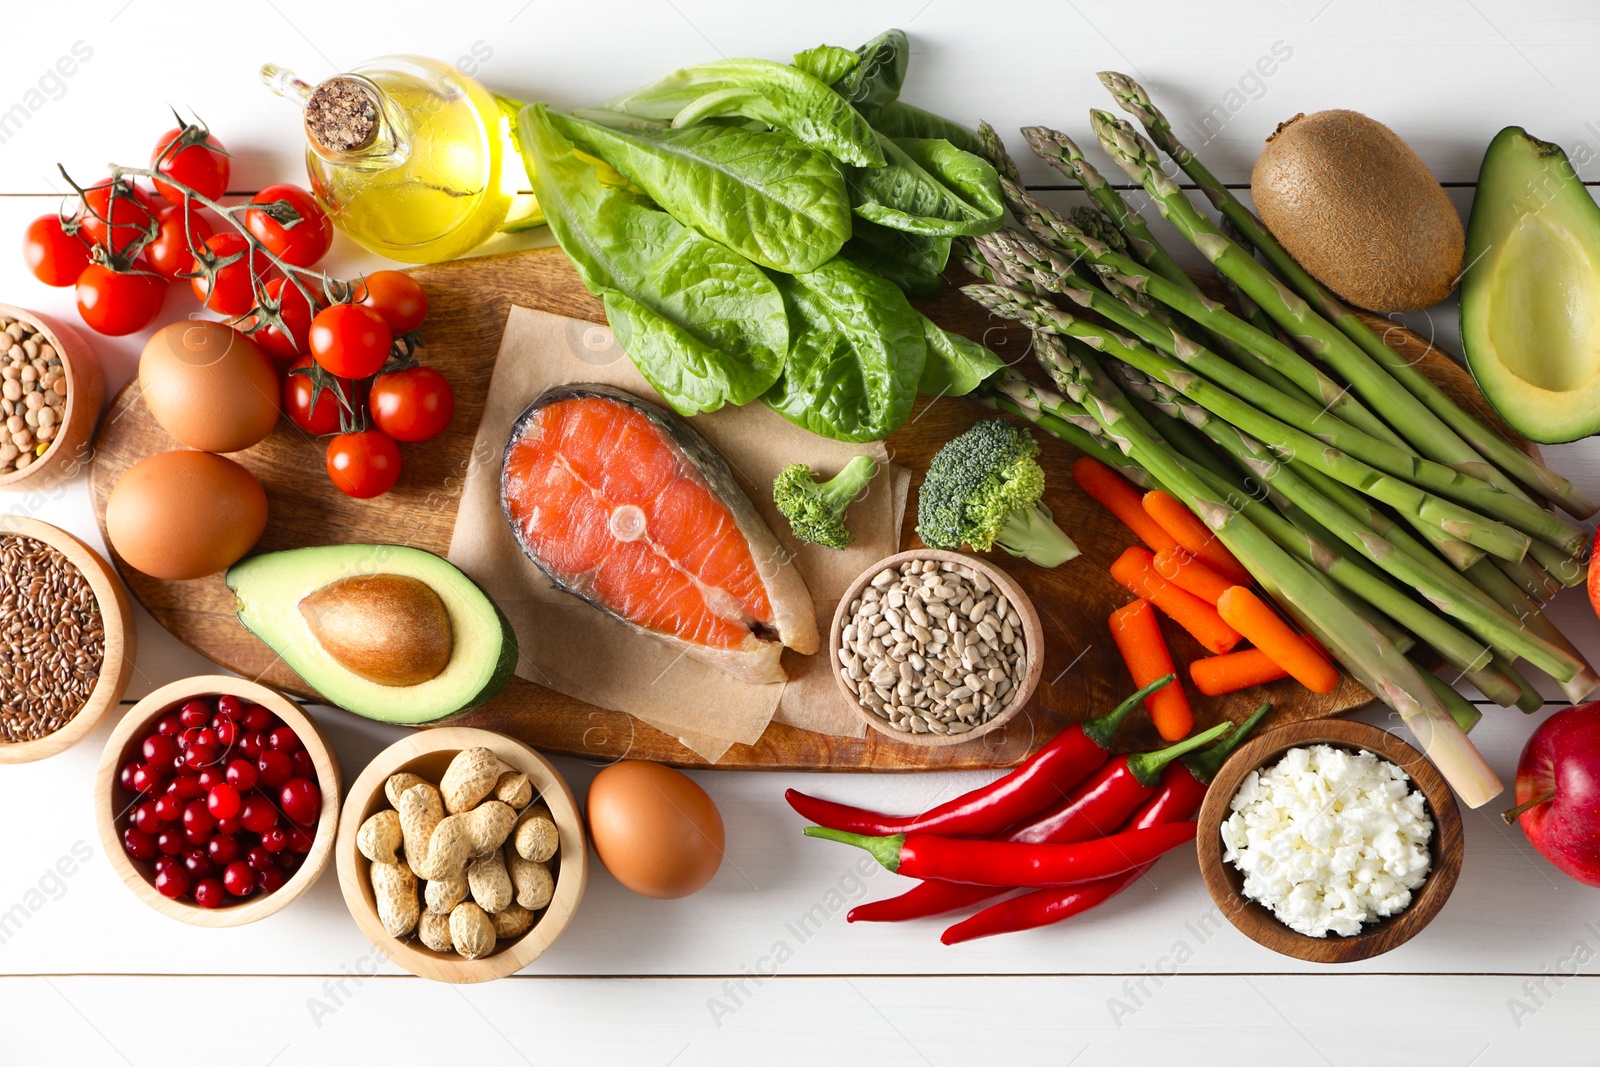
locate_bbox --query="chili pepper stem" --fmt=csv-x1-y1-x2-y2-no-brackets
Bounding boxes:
1080,672,1175,749
803,827,906,872
1182,702,1272,784
1124,721,1232,786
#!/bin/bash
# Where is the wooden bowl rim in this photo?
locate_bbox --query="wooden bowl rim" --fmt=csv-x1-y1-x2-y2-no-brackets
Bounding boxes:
0,515,135,764
828,549,1045,748
334,726,589,984
0,304,98,488
94,675,343,927
1195,717,1463,964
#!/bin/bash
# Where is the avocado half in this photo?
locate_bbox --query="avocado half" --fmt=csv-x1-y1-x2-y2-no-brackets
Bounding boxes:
1462,126,1600,443
226,545,517,724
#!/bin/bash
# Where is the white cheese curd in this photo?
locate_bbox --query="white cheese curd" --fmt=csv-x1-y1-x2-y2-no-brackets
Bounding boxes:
1220,744,1433,937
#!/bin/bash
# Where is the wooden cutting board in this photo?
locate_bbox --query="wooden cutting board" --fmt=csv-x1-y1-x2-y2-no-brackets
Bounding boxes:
87,247,1521,771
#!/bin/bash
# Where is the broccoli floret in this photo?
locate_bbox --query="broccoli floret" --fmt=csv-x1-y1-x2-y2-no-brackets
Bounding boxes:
916,418,1079,567
773,455,879,550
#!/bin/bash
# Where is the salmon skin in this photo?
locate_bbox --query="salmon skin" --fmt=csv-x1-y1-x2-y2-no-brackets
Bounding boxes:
501,383,818,684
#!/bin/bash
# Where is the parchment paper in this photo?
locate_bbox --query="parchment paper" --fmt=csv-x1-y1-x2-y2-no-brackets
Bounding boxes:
447,307,906,761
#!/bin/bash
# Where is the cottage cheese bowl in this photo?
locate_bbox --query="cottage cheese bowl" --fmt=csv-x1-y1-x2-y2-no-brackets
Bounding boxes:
1196,718,1463,964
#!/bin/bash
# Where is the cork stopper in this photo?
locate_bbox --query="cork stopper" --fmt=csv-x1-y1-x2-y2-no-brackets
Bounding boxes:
304,77,378,153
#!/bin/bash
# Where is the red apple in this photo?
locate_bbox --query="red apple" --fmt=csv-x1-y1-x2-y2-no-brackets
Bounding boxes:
1508,703,1600,886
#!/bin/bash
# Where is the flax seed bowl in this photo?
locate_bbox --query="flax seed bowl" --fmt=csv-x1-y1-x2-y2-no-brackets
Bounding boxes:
0,306,103,491
0,516,135,764
831,549,1043,748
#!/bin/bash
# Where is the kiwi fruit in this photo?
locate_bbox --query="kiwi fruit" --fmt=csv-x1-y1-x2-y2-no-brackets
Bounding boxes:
1251,110,1463,313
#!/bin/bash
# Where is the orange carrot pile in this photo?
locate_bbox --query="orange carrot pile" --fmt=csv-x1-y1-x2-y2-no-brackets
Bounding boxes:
1109,547,1241,655
1216,587,1340,694
1190,648,1290,697
1141,489,1251,584
1108,599,1193,741
1152,547,1233,606
1071,457,1178,554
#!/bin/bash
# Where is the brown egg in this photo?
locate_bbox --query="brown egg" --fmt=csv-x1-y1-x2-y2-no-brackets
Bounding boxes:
106,450,268,580
586,760,724,898
139,322,280,453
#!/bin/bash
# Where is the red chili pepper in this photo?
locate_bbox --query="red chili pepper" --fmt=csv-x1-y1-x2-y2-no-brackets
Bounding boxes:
846,720,1232,924
786,675,1173,840
805,821,1199,888
939,702,1271,944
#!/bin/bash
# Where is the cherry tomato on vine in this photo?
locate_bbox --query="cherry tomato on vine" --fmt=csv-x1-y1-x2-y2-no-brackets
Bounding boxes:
76,265,166,336
326,429,400,498
144,205,212,281
151,125,231,206
356,271,428,335
309,303,391,379
283,356,356,436
22,215,91,287
370,366,454,443
246,277,319,362
245,184,331,268
190,232,266,317
80,180,157,257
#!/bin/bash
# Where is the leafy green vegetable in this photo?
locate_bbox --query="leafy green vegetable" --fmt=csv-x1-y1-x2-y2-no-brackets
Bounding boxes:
517,104,789,415
594,59,885,168
792,44,858,85
546,111,851,274
840,219,950,298
918,318,1006,396
829,29,909,111
866,100,984,156
763,258,926,441
849,135,1004,237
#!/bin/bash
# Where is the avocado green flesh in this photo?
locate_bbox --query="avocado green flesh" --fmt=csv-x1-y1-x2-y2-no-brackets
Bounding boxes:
1463,126,1600,442
226,545,517,725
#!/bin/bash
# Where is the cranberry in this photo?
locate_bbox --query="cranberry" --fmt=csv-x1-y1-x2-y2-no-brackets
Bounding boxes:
157,828,186,856
168,774,205,799
223,860,255,897
122,826,157,861
131,800,164,835
142,734,177,766
192,877,226,908
285,825,315,853
207,834,239,866
239,731,265,758
207,783,241,821
291,749,316,779
279,778,321,826
181,799,215,837
183,744,218,769
245,845,274,872
155,712,183,736
224,759,258,791
183,849,215,879
155,866,190,900
153,794,182,822
213,719,240,747
239,795,278,834
256,750,293,788
260,827,289,853
171,752,187,773
256,866,287,894
277,848,305,875
131,762,165,795
179,700,212,729
216,695,245,720
197,767,223,790
214,815,241,835
153,854,181,878
118,760,140,793
266,727,302,753
241,704,273,732
184,825,211,847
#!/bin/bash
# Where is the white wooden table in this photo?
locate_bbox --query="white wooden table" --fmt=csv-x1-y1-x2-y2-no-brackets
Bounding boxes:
4,2,1600,1062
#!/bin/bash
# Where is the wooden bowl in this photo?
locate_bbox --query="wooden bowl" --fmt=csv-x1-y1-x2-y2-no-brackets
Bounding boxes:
0,305,103,492
95,676,342,927
829,549,1044,748
0,516,135,763
1196,718,1462,964
335,727,588,983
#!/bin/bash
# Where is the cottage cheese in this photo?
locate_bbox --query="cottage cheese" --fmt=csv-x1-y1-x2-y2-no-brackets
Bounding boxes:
1220,744,1433,937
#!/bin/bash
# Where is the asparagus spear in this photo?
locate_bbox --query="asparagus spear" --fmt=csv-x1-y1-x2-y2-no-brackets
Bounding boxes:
1098,69,1597,520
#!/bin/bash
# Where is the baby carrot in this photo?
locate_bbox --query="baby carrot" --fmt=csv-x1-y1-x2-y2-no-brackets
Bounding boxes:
1215,587,1340,694
1190,649,1290,696
1142,490,1251,585
1108,599,1193,741
1071,457,1179,554
1152,547,1232,606
1110,546,1242,655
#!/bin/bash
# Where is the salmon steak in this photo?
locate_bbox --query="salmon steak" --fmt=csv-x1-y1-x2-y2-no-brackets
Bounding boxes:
501,384,818,684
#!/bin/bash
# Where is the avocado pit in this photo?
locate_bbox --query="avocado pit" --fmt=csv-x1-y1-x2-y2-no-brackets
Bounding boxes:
299,573,453,687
